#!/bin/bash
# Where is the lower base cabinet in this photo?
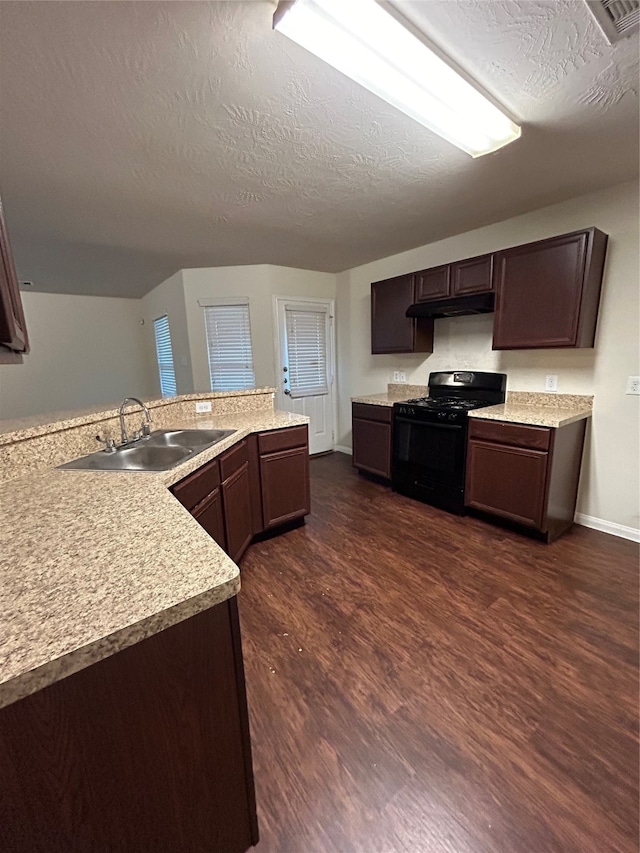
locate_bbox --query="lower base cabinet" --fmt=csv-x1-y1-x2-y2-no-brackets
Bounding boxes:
258,426,310,529
218,439,254,563
352,403,392,480
192,486,226,551
172,425,311,561
0,598,258,853
465,418,587,542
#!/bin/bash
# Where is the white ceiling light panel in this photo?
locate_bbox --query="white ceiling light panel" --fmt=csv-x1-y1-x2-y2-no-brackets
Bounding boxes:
274,0,521,157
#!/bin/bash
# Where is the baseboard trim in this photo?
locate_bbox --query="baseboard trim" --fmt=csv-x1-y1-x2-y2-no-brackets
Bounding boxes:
334,445,352,455
574,513,640,543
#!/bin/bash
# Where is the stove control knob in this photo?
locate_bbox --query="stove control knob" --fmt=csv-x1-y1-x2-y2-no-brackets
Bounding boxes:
448,413,457,421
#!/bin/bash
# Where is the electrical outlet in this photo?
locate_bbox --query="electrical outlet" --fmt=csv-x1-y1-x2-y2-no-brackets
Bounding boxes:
626,376,640,395
399,372,406,383
393,371,400,382
545,374,558,392
195,401,212,413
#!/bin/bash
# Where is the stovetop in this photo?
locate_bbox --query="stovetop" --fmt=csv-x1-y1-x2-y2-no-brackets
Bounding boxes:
404,397,491,412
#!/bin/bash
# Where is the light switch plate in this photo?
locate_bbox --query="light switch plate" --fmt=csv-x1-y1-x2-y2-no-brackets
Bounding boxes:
626,376,640,395
195,401,212,413
545,374,558,392
393,371,400,382
399,372,406,382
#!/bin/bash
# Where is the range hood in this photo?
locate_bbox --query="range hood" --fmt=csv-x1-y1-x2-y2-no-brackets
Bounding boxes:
406,292,494,319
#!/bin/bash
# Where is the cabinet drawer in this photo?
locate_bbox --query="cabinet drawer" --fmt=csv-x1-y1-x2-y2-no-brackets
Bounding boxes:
171,457,221,511
469,419,551,451
258,425,308,455
219,439,249,482
352,403,393,424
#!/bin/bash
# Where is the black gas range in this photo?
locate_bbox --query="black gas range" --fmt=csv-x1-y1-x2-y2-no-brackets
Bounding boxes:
392,371,506,514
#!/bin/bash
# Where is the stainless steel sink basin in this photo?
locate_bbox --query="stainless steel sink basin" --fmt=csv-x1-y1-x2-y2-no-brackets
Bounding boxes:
146,429,233,449
58,429,236,472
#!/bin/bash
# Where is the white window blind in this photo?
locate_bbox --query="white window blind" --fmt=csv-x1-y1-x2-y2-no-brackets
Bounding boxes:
204,303,256,391
153,315,177,398
285,304,329,398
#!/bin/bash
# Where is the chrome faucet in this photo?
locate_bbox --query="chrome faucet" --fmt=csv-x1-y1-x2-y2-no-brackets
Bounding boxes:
118,397,152,445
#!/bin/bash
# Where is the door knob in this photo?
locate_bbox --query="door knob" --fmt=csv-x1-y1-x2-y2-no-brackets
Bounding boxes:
284,389,291,396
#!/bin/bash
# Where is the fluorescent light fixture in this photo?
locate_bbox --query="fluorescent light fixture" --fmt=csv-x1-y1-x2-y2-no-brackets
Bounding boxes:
274,0,521,157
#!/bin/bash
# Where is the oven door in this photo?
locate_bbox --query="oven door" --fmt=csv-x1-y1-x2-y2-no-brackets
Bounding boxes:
392,416,467,489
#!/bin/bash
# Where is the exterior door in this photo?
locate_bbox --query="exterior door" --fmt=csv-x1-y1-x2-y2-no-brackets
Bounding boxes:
274,297,335,455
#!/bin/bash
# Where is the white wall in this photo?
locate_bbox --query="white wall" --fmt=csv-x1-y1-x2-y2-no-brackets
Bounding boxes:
336,181,640,532
181,264,336,391
140,270,194,396
0,292,155,419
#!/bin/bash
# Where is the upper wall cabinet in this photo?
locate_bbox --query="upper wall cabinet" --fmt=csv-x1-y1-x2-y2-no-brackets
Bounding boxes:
416,253,494,302
0,195,29,356
371,274,434,354
492,228,608,350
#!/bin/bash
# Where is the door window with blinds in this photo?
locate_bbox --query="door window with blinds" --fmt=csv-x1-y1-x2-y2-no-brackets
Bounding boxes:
201,299,256,391
284,303,330,398
153,315,177,398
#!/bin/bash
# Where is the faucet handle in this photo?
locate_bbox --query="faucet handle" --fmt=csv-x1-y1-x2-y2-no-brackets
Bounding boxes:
96,434,117,453
141,421,152,437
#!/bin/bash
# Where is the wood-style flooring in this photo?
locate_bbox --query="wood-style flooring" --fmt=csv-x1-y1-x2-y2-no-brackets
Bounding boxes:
239,452,639,853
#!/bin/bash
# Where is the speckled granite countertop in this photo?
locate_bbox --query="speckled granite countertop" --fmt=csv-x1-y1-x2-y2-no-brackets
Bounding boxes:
352,383,429,407
468,392,593,428
0,408,308,710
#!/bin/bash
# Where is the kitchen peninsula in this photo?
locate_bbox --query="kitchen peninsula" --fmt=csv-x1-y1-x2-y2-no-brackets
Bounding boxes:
0,388,308,852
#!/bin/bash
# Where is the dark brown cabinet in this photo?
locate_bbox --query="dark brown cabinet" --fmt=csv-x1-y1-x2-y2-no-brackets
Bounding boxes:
492,228,608,349
193,487,226,551
416,254,494,302
352,402,392,480
258,425,310,529
416,265,450,301
452,254,494,295
172,426,311,562
465,417,587,542
0,599,258,853
0,194,29,357
370,227,607,352
371,274,433,354
219,440,253,563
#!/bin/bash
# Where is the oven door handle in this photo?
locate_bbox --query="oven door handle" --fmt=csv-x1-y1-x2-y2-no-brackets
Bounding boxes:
394,417,463,430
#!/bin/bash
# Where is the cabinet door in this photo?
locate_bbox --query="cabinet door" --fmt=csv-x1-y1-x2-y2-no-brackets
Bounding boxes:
493,231,589,349
221,462,253,563
371,275,433,354
416,266,450,301
260,447,310,530
352,417,392,479
0,195,29,354
193,488,227,552
465,439,549,529
0,599,258,853
451,254,493,295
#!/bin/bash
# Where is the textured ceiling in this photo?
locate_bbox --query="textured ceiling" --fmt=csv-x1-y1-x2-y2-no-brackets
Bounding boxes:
0,0,638,297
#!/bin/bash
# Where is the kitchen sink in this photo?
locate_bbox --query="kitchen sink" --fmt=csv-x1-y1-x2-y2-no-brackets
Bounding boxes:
145,429,231,449
57,429,236,472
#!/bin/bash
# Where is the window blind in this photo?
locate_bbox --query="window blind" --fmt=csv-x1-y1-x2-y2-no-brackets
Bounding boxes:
153,315,177,398
204,303,256,391
285,305,329,398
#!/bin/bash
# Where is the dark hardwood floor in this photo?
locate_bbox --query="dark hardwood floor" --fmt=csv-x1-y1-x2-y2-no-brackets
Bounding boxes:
238,452,639,853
